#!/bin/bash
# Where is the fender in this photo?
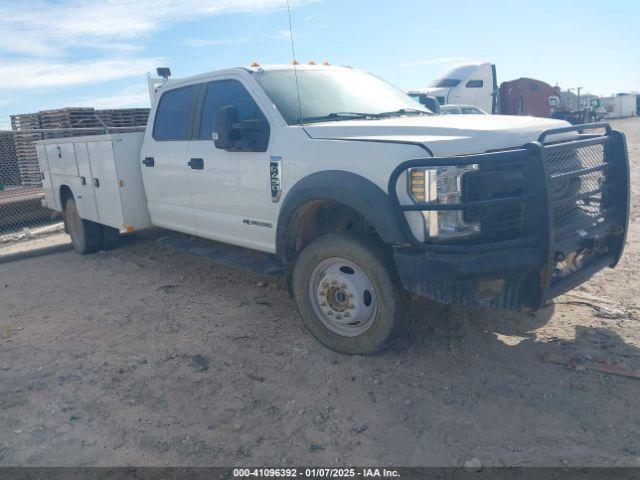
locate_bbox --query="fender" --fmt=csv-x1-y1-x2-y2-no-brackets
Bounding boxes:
275,170,408,260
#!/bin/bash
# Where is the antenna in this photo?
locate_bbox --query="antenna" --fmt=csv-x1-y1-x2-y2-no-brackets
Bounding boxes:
286,0,303,126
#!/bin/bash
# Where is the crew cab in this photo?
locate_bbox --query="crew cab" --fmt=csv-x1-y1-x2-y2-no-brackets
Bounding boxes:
37,64,630,355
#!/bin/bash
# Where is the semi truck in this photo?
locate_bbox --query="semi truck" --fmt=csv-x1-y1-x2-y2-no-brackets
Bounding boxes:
37,64,630,355
408,62,498,113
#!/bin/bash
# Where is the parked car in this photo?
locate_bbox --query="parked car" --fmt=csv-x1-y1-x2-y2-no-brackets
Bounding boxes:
37,64,630,355
440,105,488,115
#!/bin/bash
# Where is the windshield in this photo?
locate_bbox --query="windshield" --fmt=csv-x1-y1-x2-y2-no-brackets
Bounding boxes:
461,106,485,114
253,68,431,124
432,78,461,88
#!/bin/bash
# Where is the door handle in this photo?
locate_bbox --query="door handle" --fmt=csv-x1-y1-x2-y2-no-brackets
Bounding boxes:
142,156,155,167
93,178,100,188
188,158,204,170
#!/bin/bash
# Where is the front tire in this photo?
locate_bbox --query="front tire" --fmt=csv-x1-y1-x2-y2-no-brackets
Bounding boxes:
292,232,406,355
64,198,103,254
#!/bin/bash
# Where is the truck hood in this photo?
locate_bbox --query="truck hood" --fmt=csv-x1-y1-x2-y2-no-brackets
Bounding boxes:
303,114,571,156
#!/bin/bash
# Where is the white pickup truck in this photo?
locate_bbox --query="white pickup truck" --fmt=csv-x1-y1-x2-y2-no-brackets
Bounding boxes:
37,64,630,355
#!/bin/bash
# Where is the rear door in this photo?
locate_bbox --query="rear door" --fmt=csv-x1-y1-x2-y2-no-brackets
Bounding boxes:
141,84,199,234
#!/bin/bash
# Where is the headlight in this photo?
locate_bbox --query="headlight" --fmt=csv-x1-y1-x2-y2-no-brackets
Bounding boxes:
408,165,480,239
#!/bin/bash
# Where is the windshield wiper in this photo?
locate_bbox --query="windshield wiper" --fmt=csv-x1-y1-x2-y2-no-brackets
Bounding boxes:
375,108,432,118
300,109,431,124
300,112,380,123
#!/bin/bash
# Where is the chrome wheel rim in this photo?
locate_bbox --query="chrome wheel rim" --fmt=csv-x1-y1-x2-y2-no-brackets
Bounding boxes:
308,257,377,337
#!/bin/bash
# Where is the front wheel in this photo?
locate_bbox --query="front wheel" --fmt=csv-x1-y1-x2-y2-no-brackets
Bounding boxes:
292,232,406,355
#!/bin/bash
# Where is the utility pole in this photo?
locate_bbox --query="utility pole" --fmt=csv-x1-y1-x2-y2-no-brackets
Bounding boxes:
577,86,583,108
567,87,584,109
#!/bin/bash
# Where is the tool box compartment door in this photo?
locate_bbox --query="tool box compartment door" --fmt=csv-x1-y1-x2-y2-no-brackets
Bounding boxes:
73,142,100,222
86,139,125,229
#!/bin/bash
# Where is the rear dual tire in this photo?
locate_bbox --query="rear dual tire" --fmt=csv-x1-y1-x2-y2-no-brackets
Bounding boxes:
64,198,121,254
292,232,406,355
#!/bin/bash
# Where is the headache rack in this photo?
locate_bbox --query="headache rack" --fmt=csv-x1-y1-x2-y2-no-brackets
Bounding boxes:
388,123,630,309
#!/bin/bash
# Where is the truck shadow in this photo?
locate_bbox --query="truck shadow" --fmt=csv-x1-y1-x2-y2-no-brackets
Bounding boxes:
395,294,640,377
403,293,556,340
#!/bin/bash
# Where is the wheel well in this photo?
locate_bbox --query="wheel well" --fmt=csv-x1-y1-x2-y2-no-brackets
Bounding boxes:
282,199,382,270
59,185,73,209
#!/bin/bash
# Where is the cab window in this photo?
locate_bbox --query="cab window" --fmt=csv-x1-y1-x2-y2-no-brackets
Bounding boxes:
466,80,484,88
152,85,199,141
198,80,267,140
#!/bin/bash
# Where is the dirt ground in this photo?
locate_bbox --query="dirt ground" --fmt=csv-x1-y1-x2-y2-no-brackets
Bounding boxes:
1,118,639,467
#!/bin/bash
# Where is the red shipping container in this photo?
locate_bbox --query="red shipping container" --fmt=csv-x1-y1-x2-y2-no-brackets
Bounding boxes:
499,78,558,118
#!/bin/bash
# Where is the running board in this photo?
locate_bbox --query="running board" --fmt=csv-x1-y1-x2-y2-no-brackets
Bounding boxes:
156,233,283,276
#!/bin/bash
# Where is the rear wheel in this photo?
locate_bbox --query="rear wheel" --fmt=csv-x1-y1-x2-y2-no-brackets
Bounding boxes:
292,232,406,355
64,198,103,254
101,226,122,251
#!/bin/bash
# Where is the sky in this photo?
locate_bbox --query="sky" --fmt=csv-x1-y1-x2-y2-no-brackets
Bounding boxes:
1,0,638,127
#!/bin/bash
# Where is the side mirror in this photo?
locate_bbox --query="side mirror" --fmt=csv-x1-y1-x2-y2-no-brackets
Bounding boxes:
213,105,238,150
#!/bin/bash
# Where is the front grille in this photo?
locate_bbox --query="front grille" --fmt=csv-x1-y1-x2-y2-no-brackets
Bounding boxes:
461,141,611,244
546,142,609,240
462,162,524,242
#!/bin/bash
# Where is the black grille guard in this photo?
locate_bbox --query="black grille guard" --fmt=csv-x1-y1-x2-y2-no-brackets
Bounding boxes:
388,123,630,308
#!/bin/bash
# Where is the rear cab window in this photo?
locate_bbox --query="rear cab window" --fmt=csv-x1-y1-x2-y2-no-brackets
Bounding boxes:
152,84,199,141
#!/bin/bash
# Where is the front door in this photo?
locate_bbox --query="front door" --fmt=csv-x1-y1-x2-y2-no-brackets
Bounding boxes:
186,78,275,252
141,84,199,234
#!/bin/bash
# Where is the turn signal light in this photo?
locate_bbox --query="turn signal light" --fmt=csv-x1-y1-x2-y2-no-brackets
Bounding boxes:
408,168,428,203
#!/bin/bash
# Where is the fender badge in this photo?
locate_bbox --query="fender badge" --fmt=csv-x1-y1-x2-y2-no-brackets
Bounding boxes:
270,156,282,202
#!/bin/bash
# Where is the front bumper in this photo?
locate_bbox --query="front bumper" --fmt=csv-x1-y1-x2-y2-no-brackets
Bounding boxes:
393,246,616,310
388,123,630,311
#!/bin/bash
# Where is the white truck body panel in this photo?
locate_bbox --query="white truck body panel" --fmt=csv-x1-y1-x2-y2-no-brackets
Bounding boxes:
37,132,152,232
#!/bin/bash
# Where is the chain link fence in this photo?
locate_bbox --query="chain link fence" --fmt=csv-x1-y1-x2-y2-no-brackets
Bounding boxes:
0,108,148,249
0,129,57,240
